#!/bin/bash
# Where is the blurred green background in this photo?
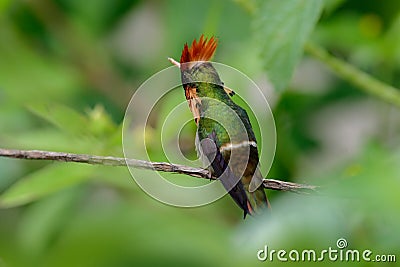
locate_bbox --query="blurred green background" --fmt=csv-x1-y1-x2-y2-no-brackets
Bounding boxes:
0,0,399,266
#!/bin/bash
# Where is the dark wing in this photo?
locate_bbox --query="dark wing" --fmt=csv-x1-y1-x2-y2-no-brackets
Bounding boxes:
200,130,253,218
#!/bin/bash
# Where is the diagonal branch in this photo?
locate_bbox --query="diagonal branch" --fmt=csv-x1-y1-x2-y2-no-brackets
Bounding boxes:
305,41,400,108
0,148,319,194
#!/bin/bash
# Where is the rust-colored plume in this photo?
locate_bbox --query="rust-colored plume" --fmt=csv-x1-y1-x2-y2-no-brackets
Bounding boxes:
180,35,217,65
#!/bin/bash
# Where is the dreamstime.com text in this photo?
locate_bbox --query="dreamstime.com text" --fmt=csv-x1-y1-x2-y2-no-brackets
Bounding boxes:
257,238,396,263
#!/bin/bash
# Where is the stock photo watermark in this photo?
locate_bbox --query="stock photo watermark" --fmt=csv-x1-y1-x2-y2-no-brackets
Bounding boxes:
257,238,396,263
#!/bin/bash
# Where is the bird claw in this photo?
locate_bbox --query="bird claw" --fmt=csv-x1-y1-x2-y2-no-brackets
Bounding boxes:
207,171,213,181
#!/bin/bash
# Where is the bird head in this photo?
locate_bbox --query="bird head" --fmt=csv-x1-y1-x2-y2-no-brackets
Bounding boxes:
169,35,223,88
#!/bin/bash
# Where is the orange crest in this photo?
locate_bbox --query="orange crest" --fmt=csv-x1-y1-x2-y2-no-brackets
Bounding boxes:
180,35,217,68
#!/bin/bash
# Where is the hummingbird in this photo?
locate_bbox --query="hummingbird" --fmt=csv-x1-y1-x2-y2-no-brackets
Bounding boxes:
168,35,270,218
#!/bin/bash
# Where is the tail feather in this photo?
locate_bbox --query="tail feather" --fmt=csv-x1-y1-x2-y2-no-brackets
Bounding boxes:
227,182,253,218
243,182,270,215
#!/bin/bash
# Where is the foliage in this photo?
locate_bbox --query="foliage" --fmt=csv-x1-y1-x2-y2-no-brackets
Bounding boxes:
254,0,323,91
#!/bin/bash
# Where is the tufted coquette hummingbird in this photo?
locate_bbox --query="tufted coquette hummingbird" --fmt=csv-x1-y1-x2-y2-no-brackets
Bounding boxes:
168,35,270,218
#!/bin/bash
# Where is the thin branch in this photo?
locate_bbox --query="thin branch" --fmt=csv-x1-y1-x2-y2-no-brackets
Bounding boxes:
305,41,400,108
0,148,319,194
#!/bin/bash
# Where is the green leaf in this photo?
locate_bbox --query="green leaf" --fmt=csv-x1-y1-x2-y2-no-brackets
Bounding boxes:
27,103,89,136
253,0,323,91
27,103,119,149
0,164,93,208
